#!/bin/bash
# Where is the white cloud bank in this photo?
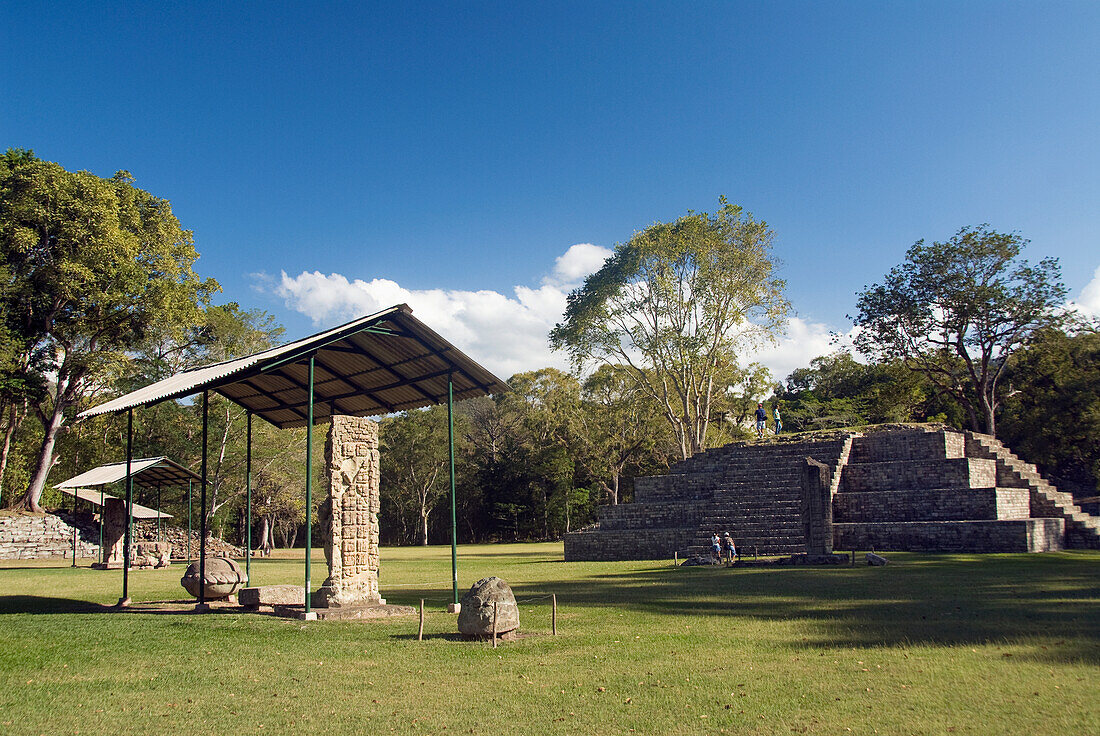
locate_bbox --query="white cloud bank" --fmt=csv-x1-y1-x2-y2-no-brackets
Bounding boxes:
1068,265,1100,319
276,244,612,378
272,243,865,383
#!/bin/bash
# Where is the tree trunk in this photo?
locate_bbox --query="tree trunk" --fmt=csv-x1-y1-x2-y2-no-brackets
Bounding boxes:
611,473,620,505
420,507,429,546
0,400,27,505
259,515,275,554
16,398,66,512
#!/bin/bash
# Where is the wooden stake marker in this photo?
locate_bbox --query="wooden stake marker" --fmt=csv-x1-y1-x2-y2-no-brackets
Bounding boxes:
552,593,557,636
418,599,424,641
492,600,499,648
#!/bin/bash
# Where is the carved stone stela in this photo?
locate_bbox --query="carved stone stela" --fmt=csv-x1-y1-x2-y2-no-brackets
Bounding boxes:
316,415,382,607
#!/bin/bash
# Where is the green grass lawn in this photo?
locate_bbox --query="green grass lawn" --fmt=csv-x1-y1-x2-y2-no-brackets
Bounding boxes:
1,544,1097,735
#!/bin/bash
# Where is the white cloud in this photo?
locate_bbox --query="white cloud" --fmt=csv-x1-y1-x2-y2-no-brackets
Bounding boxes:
1068,265,1100,318
545,243,613,286
742,317,853,385
274,244,614,379
271,245,860,383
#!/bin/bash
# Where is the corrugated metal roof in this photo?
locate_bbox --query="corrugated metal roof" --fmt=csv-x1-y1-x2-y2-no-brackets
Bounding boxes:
79,304,510,428
55,457,200,489
58,487,174,519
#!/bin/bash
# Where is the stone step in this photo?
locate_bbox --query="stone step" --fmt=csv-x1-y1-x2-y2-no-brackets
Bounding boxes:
834,519,1064,553
839,458,996,493
834,488,1030,523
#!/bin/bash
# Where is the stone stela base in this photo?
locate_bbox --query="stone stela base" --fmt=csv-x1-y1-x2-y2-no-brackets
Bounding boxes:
272,603,415,621
447,603,462,614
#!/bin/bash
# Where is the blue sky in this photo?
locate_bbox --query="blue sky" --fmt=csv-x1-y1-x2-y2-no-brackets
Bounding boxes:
3,1,1098,379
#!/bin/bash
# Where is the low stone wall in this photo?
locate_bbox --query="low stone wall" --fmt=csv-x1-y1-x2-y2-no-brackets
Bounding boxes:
838,458,996,493
846,428,964,463
0,512,99,560
833,518,1064,553
834,488,1031,523
564,527,695,561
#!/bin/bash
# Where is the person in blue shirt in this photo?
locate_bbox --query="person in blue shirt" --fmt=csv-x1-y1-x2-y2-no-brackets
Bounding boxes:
755,403,767,439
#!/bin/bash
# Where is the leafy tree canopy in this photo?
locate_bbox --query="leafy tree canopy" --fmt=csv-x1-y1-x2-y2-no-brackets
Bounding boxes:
551,198,789,458
852,225,1068,436
0,148,219,510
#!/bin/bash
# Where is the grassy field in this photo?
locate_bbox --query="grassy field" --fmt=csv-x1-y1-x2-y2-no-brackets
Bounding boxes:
0,544,1097,735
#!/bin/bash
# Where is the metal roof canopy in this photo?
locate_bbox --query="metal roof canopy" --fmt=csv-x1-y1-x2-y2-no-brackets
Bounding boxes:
55,457,200,489
78,303,508,611
57,487,173,520
79,304,510,428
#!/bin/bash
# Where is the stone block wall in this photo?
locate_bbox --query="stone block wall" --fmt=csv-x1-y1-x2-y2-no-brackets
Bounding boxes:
564,527,697,561
833,518,1064,553
0,512,99,560
564,437,853,560
838,458,996,493
834,488,1031,523
832,428,1093,552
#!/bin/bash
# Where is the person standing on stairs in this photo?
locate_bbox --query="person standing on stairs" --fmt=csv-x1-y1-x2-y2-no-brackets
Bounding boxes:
755,403,767,439
711,532,722,563
773,404,782,435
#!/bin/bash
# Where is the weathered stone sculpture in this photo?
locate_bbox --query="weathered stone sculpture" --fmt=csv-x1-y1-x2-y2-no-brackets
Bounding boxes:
132,541,171,568
315,415,382,607
91,497,128,569
801,456,833,555
180,557,246,599
457,576,519,637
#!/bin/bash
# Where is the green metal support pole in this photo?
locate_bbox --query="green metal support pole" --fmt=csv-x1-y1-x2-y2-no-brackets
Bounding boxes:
198,391,209,610
448,374,458,606
246,410,252,585
304,356,315,614
187,480,192,564
156,484,162,542
71,486,78,567
119,409,134,607
99,486,105,566
128,487,135,567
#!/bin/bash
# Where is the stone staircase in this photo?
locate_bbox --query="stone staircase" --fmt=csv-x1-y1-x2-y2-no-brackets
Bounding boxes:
564,424,1100,561
963,431,1100,549
831,427,1086,553
564,435,854,560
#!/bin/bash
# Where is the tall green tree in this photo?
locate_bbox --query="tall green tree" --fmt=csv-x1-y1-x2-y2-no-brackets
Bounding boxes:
551,199,789,459
0,149,218,511
998,324,1100,492
379,406,452,545
774,352,960,432
852,225,1068,436
580,364,673,504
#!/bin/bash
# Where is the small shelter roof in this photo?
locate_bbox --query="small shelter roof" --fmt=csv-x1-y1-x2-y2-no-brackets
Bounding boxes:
55,457,200,489
57,487,173,520
79,304,509,428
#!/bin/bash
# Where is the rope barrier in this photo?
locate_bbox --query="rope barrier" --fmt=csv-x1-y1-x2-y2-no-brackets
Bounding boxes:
515,594,555,604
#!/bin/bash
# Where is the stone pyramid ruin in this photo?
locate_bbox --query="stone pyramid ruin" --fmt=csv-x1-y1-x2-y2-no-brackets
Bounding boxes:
564,425,1100,560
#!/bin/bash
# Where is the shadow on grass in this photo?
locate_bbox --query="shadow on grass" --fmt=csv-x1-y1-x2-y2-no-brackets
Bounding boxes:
394,553,1100,664
0,595,108,614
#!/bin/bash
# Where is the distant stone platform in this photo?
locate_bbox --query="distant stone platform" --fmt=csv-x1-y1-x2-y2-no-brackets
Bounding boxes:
565,425,1099,560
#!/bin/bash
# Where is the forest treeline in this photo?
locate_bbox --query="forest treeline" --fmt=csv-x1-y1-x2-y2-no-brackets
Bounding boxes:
2,150,1097,548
